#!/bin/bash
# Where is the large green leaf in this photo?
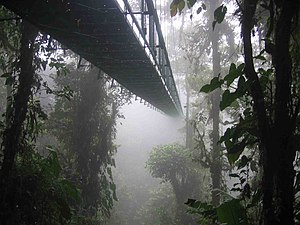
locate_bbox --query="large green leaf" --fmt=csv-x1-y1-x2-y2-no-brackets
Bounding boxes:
217,199,248,225
170,1,178,17
185,199,217,218
187,0,197,8
236,75,249,94
220,90,240,110
212,5,227,30
226,140,247,165
178,0,186,13
200,76,223,93
237,155,251,169
224,63,244,86
170,0,186,16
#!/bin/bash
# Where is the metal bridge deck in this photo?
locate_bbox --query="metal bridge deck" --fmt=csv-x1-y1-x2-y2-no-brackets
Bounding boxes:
0,0,182,116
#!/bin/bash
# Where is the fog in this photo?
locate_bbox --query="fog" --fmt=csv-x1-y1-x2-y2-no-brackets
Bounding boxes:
107,101,184,225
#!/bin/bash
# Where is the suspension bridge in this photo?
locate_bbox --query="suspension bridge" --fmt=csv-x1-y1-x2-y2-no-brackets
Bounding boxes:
0,0,182,116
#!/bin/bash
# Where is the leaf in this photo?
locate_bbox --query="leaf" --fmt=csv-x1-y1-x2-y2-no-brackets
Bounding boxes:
228,140,247,155
47,150,61,177
1,72,12,78
226,140,247,165
254,55,266,60
231,187,243,192
227,151,243,166
237,155,250,169
170,2,178,17
178,0,186,14
220,90,240,110
229,173,240,178
224,63,244,86
197,7,202,14
1,72,14,86
185,199,217,218
187,0,197,8
214,5,227,23
59,179,80,202
212,5,227,30
5,76,14,86
237,75,247,92
200,76,223,93
217,199,248,225
250,189,262,206
220,127,235,144
254,50,266,61
250,160,258,172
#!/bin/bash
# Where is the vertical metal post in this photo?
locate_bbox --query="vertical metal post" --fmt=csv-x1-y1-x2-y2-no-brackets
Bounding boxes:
165,67,170,86
158,47,161,69
149,13,154,53
141,0,146,36
162,52,166,77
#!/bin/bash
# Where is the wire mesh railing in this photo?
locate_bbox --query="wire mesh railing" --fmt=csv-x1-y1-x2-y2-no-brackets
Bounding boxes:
115,0,182,115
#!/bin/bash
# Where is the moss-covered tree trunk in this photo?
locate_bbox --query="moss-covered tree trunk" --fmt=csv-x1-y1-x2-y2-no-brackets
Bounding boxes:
0,21,37,224
241,0,299,224
272,0,298,223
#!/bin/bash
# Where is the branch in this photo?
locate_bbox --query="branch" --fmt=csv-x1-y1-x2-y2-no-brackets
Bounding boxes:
242,0,270,141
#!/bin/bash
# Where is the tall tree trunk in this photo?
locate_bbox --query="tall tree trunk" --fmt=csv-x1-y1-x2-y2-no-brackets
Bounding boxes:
241,0,299,224
0,21,37,224
0,21,37,178
273,0,298,224
209,0,222,206
241,1,276,224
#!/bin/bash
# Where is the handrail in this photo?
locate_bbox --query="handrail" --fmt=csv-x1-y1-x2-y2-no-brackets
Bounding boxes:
145,0,182,114
114,0,183,115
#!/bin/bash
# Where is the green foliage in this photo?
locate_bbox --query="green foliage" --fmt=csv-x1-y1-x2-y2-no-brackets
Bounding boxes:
186,199,217,221
172,0,300,224
49,67,120,222
170,0,206,17
4,148,80,225
216,199,248,225
186,198,248,225
0,5,121,223
137,184,178,225
147,143,206,224
200,63,249,111
224,63,245,87
199,63,258,165
200,76,223,93
147,143,194,182
212,5,227,30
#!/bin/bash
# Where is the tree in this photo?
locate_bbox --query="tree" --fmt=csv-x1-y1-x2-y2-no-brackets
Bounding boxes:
171,0,236,207
49,66,122,224
170,0,300,224
0,6,125,224
147,143,208,224
0,10,79,224
240,0,299,224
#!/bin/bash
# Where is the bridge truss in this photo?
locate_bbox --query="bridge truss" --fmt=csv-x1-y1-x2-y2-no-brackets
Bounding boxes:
0,0,183,116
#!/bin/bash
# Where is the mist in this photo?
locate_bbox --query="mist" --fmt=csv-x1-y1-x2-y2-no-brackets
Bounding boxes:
0,0,298,224
107,101,184,225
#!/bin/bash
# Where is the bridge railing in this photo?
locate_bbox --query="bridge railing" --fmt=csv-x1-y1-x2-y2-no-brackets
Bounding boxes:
115,0,182,115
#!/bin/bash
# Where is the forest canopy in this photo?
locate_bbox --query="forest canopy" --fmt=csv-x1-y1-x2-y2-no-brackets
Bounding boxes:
0,0,299,225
